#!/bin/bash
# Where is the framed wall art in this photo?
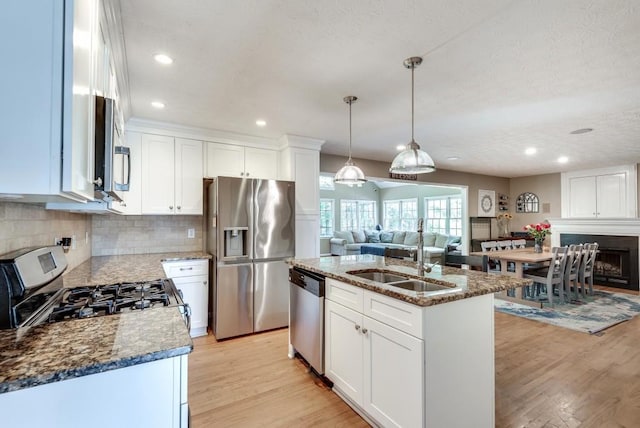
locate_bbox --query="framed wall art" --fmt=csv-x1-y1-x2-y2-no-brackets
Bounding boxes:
478,189,496,217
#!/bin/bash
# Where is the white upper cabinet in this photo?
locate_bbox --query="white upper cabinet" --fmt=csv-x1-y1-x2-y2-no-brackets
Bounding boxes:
205,142,278,179
175,138,204,214
562,165,637,218
141,135,203,215
0,0,100,202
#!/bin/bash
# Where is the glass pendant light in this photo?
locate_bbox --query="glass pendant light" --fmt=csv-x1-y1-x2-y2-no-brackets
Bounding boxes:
389,56,436,174
334,96,367,186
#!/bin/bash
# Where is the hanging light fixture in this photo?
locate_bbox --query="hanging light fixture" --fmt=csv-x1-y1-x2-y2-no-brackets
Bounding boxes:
389,56,436,174
334,95,367,186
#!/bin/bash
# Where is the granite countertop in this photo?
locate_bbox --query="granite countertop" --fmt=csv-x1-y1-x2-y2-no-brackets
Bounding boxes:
290,255,533,307
63,251,211,286
0,251,210,394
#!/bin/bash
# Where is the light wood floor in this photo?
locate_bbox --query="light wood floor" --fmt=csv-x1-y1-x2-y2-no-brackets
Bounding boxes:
189,286,640,428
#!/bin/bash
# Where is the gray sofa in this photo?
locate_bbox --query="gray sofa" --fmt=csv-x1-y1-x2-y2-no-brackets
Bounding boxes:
330,229,460,262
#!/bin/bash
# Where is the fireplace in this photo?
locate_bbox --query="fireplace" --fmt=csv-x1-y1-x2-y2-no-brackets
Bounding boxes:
559,234,639,290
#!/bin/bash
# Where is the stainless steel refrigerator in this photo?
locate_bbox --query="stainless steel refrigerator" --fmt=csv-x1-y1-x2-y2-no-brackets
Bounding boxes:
206,176,295,340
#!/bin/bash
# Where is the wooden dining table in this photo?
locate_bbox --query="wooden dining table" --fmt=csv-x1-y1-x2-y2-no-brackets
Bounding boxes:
470,248,554,306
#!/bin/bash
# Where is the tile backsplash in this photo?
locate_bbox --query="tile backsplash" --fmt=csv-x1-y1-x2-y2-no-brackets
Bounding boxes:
0,202,91,270
92,215,203,256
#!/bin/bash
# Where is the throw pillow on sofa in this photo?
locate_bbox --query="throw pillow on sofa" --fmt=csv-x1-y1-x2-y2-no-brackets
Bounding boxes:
366,230,381,243
380,231,394,243
334,230,354,244
423,232,437,246
392,231,406,244
434,233,450,248
404,231,420,246
352,229,367,243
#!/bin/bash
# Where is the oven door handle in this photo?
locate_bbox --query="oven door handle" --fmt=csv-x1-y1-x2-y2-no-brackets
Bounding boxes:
181,303,192,332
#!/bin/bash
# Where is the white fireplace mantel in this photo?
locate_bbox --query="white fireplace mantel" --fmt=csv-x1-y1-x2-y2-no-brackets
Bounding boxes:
549,218,640,247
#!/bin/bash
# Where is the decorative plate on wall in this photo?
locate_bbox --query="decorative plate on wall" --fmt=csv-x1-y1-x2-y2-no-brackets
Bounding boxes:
478,189,496,217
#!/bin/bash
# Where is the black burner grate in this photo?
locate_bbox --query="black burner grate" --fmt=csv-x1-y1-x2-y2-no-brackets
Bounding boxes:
48,280,173,323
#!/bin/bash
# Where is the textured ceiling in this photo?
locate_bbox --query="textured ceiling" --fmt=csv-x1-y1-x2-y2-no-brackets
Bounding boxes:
118,0,640,178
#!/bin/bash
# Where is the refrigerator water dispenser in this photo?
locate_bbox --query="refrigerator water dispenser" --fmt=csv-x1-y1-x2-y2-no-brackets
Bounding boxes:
224,227,248,258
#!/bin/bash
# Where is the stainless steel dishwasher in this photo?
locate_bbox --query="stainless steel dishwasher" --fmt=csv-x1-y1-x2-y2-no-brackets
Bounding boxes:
289,267,325,374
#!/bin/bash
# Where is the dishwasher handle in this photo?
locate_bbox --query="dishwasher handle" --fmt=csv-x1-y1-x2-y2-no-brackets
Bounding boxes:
289,268,325,297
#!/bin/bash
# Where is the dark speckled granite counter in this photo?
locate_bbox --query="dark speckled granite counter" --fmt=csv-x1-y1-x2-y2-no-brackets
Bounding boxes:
0,252,211,394
290,255,532,307
62,251,212,287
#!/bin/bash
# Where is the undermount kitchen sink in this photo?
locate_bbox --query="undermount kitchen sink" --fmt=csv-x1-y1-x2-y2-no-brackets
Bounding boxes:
347,271,408,283
346,269,459,294
387,279,454,292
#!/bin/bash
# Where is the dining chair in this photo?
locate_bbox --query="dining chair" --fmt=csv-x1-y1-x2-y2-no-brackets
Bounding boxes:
564,244,584,301
497,240,512,251
511,239,527,249
480,241,500,272
523,246,569,306
578,243,599,297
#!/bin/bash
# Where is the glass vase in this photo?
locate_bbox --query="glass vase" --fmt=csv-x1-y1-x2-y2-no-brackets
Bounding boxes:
534,238,544,253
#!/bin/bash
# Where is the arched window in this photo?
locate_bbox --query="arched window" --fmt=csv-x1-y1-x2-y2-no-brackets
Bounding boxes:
516,192,539,213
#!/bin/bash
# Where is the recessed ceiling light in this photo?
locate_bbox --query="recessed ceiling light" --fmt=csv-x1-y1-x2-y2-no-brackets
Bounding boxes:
525,147,537,155
570,128,593,135
396,145,405,151
151,101,165,109
255,119,266,127
153,53,173,65
558,156,569,163
447,156,460,161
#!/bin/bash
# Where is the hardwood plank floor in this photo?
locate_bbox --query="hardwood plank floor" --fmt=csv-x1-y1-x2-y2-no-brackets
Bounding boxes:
189,286,640,427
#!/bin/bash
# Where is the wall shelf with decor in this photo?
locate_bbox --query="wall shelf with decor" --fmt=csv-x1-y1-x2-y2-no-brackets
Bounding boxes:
498,194,509,212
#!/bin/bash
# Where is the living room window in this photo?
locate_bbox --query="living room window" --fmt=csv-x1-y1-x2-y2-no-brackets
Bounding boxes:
340,200,377,230
319,175,335,190
424,196,462,236
383,198,418,230
320,199,335,237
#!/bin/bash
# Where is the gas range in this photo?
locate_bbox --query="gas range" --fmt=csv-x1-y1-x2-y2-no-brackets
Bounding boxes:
1,247,190,330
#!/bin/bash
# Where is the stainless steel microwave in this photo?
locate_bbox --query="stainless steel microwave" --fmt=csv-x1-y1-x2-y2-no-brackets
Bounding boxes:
94,96,130,202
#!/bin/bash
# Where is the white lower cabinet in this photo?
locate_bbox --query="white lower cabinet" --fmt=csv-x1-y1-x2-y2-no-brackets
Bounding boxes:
163,260,209,337
0,355,188,428
325,278,495,428
363,316,423,427
325,299,365,405
325,284,423,427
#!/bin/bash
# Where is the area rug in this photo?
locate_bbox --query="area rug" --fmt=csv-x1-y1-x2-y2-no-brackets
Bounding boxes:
494,291,640,334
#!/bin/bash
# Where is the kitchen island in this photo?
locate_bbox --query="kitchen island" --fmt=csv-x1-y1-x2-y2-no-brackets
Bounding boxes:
0,252,210,428
290,255,532,428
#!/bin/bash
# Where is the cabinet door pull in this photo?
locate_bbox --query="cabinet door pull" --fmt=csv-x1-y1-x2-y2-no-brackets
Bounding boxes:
246,172,250,176
354,324,361,331
177,206,181,210
169,206,174,210
362,328,368,334
179,267,193,271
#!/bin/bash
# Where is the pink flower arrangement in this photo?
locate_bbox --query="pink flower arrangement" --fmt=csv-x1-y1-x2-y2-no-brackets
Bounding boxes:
524,222,551,240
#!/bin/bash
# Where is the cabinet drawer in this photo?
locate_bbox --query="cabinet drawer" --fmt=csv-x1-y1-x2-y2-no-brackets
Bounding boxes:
163,260,208,278
363,290,423,338
326,278,363,312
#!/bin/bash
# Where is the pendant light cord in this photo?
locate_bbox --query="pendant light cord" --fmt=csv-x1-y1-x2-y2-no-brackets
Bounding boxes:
411,64,415,143
348,100,353,160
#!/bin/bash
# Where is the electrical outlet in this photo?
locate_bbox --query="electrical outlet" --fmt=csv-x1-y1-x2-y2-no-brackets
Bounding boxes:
85,231,89,244
187,228,195,239
71,235,77,250
53,237,59,245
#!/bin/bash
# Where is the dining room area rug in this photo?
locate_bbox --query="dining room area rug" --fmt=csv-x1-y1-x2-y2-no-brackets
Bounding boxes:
494,290,640,334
